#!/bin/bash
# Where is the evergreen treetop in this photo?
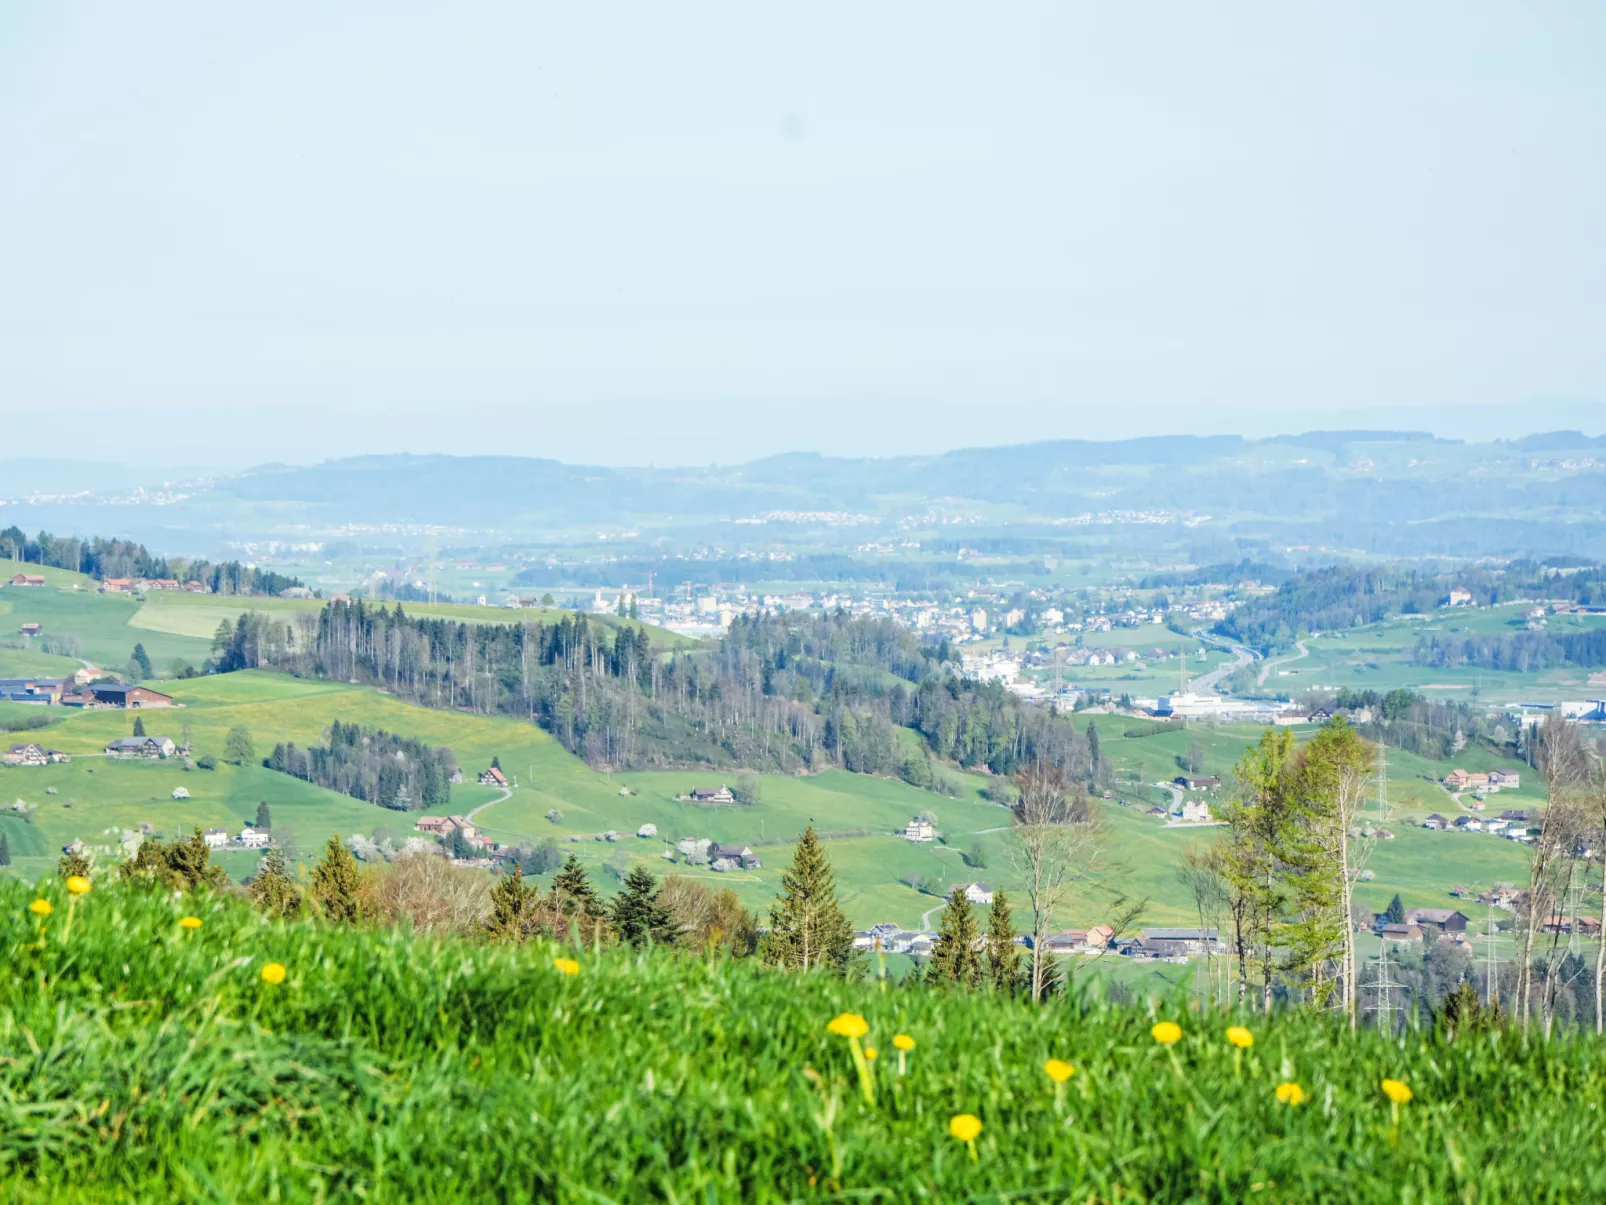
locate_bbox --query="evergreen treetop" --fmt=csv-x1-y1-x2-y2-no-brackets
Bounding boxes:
610,864,674,948
763,825,855,974
312,835,364,923
931,884,983,988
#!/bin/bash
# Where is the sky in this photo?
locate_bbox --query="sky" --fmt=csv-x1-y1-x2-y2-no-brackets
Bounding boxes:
2,2,1604,467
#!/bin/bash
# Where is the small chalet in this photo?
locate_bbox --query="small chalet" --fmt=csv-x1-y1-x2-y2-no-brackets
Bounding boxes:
1379,922,1422,942
9,573,45,587
478,766,508,787
238,826,271,848
1488,770,1521,789
203,829,229,849
1422,814,1450,830
904,817,936,842
1405,908,1469,933
710,843,760,870
689,786,736,804
415,816,455,836
3,742,48,767
20,623,41,636
958,881,994,905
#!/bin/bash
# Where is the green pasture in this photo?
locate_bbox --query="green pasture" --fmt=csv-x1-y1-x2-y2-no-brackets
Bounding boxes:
0,579,211,672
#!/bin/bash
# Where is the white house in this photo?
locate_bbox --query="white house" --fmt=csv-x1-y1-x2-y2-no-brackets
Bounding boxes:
202,828,229,849
1180,799,1211,823
238,826,271,848
959,882,994,905
637,823,658,838
904,817,936,842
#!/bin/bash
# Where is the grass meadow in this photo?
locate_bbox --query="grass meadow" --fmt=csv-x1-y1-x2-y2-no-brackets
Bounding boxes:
5,878,1606,1202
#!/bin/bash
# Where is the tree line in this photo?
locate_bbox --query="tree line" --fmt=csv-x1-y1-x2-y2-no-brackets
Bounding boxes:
1,526,304,595
266,722,458,811
1414,628,1606,673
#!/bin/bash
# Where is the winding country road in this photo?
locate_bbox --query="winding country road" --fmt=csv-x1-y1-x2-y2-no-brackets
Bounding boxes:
465,786,513,826
1189,629,1258,694
1256,640,1310,687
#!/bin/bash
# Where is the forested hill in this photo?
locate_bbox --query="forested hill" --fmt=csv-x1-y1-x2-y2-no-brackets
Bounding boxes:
244,602,1103,790
1218,561,1606,653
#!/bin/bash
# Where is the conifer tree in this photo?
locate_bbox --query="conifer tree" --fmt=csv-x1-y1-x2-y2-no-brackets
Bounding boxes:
610,864,674,948
249,848,301,918
131,642,153,679
763,825,856,973
1385,893,1405,925
0,831,10,868
132,714,146,737
57,846,89,879
163,827,229,892
984,888,1022,992
312,835,364,923
486,864,540,941
931,885,983,988
549,853,609,940
255,800,272,831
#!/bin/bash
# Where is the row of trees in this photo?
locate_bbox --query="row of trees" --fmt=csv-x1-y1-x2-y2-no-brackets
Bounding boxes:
1,526,304,595
1415,628,1606,673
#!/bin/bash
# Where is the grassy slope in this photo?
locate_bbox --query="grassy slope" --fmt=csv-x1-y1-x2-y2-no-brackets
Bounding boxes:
5,880,1605,1203
0,579,212,672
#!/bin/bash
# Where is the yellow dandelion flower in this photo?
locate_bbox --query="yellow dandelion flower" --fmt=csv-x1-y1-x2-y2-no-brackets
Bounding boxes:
1275,1081,1308,1106
1151,1020,1182,1045
864,1046,878,1061
28,898,53,917
260,962,287,985
949,1113,982,1143
827,1012,869,1039
1044,1058,1075,1083
1226,1026,1253,1049
553,957,580,976
1381,1078,1412,1105
893,1033,915,1052
179,916,203,930
66,876,92,896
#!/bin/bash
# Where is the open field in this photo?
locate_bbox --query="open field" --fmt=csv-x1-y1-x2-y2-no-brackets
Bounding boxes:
0,578,212,672
6,879,1606,1202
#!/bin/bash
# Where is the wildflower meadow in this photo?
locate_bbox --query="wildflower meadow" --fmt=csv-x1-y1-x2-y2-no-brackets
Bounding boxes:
4,877,1606,1202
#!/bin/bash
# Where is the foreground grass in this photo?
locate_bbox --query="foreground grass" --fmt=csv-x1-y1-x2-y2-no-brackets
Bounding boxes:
4,881,1606,1202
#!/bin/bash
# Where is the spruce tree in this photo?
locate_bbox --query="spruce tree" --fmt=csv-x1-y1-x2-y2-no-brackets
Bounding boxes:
312,835,364,923
1385,893,1405,925
57,846,90,879
931,885,983,988
0,831,10,868
132,714,146,737
763,825,856,973
249,848,301,918
131,642,153,679
164,827,228,892
486,863,540,941
549,854,609,940
255,800,272,831
984,889,1022,992
610,864,673,948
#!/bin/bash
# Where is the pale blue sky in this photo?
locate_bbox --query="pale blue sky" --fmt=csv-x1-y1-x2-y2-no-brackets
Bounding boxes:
2,2,1603,465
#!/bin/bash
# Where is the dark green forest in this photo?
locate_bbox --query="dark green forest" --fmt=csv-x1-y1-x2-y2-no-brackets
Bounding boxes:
1,526,304,596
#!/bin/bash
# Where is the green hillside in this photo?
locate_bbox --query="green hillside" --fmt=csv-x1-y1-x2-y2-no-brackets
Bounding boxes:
5,879,1604,1202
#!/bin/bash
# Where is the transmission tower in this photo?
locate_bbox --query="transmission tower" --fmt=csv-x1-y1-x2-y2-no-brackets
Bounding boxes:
1375,741,1389,823
427,532,438,606
1563,859,1584,956
1483,904,1500,1008
1366,941,1409,1033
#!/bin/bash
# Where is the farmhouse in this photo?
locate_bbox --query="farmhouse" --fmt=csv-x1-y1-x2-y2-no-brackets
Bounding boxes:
415,817,455,836
1179,799,1211,823
1141,928,1220,957
238,826,271,848
3,743,49,767
9,573,45,587
100,578,135,593
689,786,736,804
73,684,175,709
958,882,994,905
1443,769,1490,791
1379,922,1422,942
904,817,936,842
478,766,508,787
104,736,178,759
0,676,70,704
1405,909,1469,933
1421,814,1450,830
710,843,761,870
1488,770,1521,789
1173,775,1221,791
20,623,40,636
203,829,229,849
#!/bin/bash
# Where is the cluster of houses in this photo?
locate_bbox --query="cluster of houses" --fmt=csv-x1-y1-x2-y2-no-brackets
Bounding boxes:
415,814,503,857
0,678,175,709
685,785,736,804
675,836,761,871
1442,768,1521,794
202,825,272,851
851,921,1222,962
1420,808,1535,842
105,735,181,758
98,578,207,594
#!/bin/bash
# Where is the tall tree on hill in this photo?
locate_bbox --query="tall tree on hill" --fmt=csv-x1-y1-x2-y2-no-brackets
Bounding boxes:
984,889,1022,992
130,642,153,680
1385,893,1405,925
132,715,145,737
1086,722,1103,785
1219,728,1296,1012
931,885,983,988
224,727,256,766
763,825,855,974
249,848,301,918
610,865,674,948
549,854,609,941
312,835,364,923
486,864,540,942
255,801,272,831
0,832,10,868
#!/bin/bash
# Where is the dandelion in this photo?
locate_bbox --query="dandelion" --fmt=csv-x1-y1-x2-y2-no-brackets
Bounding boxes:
827,1013,869,1038
179,916,203,931
60,875,92,943
1275,1081,1309,1106
827,1012,875,1105
1151,1021,1182,1045
1226,1026,1253,1049
893,1032,915,1075
28,899,53,917
864,1047,878,1061
260,962,287,985
949,1113,982,1161
66,876,92,895
1044,1059,1075,1083
553,957,580,976
1381,1078,1412,1105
